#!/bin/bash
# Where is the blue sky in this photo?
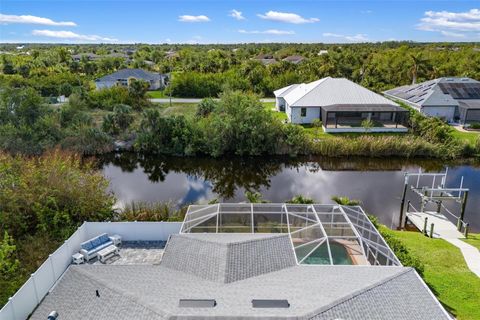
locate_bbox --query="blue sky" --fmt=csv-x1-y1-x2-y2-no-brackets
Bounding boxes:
1,1,480,43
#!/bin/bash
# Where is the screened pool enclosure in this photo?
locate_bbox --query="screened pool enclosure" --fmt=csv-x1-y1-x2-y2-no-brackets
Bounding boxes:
181,203,400,267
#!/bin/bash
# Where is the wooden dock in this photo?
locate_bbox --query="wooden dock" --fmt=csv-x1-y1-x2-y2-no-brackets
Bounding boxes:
406,211,465,239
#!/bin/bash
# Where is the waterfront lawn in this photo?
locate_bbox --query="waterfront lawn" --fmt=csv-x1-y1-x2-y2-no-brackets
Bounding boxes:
147,90,167,98
391,230,480,320
451,130,479,146
463,233,480,251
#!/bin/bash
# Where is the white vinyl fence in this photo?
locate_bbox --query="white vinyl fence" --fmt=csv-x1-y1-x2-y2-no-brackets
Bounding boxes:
0,222,182,320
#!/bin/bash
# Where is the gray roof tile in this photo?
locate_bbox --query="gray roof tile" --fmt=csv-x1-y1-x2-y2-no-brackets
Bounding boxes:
96,68,163,82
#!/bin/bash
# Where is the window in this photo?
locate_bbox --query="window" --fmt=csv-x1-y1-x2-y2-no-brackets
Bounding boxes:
301,108,307,117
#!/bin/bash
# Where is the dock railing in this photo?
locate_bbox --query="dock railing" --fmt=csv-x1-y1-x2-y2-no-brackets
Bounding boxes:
0,221,182,320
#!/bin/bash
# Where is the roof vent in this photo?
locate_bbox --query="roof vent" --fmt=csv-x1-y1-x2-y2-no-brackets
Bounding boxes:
252,299,290,308
47,311,59,320
179,299,216,308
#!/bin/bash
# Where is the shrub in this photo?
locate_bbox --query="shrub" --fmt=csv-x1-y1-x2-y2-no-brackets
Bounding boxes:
361,119,374,132
102,104,134,135
0,150,115,238
195,98,218,118
61,125,113,155
136,110,193,155
87,86,150,110
469,122,480,129
378,227,425,276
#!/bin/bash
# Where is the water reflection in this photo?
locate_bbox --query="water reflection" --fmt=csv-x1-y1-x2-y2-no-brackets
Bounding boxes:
98,153,480,231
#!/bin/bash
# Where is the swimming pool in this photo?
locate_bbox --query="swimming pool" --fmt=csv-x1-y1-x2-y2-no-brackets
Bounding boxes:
298,242,353,265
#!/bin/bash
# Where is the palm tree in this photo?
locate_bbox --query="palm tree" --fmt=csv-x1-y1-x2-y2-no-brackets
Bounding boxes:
287,195,315,204
409,53,428,85
245,191,267,203
331,196,361,206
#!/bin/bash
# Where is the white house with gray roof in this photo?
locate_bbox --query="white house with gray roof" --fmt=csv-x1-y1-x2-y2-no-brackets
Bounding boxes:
384,77,480,124
2,203,451,320
274,77,408,132
95,68,167,90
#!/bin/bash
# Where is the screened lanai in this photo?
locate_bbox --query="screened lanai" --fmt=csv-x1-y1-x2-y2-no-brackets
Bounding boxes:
180,203,400,267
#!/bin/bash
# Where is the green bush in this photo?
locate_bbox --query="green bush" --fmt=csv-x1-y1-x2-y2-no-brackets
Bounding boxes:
87,85,150,110
136,110,193,155
195,98,218,118
61,125,113,155
379,227,425,276
469,122,480,129
102,104,134,135
0,150,115,238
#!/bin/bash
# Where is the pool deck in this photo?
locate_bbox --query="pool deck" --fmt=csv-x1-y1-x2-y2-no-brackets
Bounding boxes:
89,241,166,265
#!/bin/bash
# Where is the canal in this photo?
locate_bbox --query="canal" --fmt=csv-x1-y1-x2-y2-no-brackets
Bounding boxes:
98,153,480,232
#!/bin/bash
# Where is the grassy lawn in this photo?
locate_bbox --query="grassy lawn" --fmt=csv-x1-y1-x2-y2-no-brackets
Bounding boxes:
263,102,288,121
391,230,480,320
463,233,480,251
451,129,479,146
146,90,168,98
156,102,198,118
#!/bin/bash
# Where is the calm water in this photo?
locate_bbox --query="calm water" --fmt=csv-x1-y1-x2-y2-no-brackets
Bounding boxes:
98,153,480,232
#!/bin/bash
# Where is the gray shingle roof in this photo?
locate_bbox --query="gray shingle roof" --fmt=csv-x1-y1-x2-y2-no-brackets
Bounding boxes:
310,269,450,320
29,233,450,320
96,68,163,82
31,264,422,320
161,234,296,283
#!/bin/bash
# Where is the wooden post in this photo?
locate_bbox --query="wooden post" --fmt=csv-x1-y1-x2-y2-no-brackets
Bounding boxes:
436,201,442,213
429,223,434,238
399,176,408,229
459,191,469,229
423,217,428,236
464,223,469,238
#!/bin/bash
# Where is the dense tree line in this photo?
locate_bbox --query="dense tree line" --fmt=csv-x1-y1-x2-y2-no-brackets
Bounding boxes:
1,42,480,99
136,91,309,156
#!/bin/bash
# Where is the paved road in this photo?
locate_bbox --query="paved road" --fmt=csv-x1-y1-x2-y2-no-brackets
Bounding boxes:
150,98,275,104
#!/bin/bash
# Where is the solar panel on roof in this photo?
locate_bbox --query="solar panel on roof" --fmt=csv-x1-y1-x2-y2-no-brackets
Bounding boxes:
438,83,480,99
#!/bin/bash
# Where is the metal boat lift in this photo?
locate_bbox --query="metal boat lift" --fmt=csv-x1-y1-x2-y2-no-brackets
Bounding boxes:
398,168,470,238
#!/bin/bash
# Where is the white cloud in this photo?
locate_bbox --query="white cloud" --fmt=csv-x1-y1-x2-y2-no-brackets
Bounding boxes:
239,29,294,35
440,30,466,38
257,11,319,24
0,13,76,26
32,29,117,42
178,15,210,22
417,9,480,32
323,32,369,42
229,9,245,20
361,10,373,14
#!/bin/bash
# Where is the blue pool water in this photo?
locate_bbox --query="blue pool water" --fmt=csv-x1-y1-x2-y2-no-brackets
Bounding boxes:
302,243,353,265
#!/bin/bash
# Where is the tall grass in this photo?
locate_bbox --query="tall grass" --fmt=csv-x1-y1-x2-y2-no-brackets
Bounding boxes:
119,201,186,222
310,134,464,159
